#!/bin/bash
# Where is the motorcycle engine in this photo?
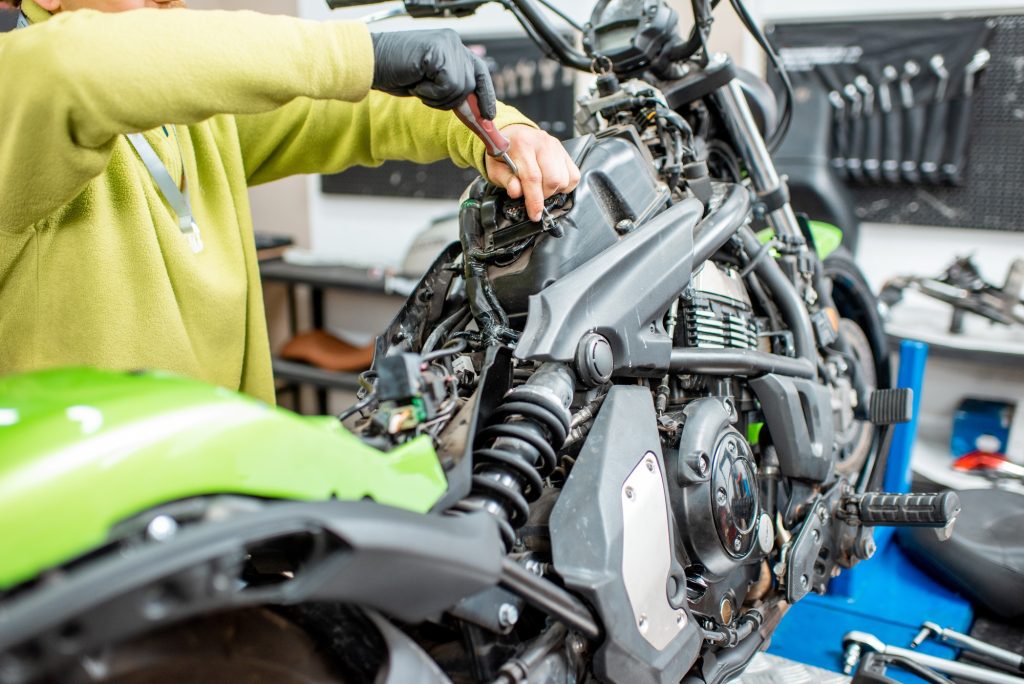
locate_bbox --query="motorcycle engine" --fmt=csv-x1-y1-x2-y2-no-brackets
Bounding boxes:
678,261,760,351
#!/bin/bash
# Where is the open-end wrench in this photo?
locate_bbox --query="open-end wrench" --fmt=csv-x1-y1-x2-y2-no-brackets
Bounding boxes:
879,65,901,183
827,90,848,175
943,48,991,184
856,74,881,182
844,83,865,182
900,60,924,183
920,54,952,182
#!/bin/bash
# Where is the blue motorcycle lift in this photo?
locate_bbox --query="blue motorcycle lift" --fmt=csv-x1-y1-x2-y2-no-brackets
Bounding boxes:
768,341,974,680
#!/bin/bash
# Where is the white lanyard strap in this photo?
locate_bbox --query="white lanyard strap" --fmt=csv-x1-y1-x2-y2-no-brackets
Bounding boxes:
15,17,202,253
125,132,203,253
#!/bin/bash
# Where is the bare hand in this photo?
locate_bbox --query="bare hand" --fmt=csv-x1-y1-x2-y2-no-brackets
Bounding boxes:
485,125,581,222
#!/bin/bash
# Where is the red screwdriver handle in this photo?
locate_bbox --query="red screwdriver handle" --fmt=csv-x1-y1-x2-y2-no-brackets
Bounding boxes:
454,93,510,158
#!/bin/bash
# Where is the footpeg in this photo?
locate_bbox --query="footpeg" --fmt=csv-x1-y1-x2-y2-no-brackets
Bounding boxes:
868,388,913,425
840,492,961,539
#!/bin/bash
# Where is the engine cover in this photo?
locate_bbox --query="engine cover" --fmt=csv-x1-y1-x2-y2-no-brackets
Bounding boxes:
667,398,762,581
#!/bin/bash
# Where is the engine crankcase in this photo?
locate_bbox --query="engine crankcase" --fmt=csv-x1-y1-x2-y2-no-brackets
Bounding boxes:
667,398,764,582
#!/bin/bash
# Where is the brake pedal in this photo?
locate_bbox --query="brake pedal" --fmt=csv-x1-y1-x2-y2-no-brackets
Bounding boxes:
868,388,914,425
840,491,961,539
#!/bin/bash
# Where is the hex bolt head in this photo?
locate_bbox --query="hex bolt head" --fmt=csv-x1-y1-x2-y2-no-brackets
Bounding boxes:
799,574,809,589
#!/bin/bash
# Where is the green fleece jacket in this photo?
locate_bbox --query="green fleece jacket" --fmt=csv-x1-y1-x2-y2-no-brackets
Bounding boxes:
0,1,531,403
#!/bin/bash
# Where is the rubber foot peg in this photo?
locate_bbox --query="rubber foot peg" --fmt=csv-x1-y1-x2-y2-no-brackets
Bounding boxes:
856,491,961,527
868,388,913,425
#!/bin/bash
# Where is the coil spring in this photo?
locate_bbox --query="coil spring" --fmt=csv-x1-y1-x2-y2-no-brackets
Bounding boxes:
459,385,570,549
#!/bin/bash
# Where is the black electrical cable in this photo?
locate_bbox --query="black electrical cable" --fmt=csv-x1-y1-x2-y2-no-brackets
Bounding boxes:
727,0,794,153
337,394,377,423
534,0,583,32
421,338,469,363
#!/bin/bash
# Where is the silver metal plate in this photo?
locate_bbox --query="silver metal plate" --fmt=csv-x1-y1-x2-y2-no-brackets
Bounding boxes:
737,653,850,684
621,451,687,651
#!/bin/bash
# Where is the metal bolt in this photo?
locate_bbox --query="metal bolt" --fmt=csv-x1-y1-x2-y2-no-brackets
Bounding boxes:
811,529,821,543
733,537,742,552
638,614,648,632
498,603,519,629
146,515,178,542
716,488,728,505
625,486,635,500
842,642,862,675
697,453,709,475
817,507,828,522
676,611,687,627
645,459,654,472
726,440,737,454
799,574,809,589
567,634,586,654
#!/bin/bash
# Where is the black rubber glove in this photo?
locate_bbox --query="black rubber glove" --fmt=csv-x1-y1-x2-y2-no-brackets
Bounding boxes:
371,29,497,117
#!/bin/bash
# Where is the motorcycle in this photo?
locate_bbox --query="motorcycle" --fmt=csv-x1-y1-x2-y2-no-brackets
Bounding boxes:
0,1,962,682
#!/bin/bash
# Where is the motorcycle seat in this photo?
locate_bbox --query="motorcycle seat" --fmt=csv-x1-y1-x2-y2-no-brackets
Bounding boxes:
899,488,1024,618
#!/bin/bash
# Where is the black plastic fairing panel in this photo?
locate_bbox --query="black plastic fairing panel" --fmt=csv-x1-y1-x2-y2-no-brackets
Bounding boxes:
748,374,836,482
550,386,701,684
0,501,504,682
489,129,670,316
515,198,704,373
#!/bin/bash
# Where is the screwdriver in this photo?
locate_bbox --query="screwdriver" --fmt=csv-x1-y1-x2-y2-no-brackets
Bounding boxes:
454,93,555,227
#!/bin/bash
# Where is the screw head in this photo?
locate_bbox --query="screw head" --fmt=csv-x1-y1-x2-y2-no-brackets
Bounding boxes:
716,488,728,505
726,440,737,454
812,529,821,543
799,574,809,589
638,614,648,632
645,459,654,472
625,486,635,500
733,537,742,552
498,603,519,628
146,515,178,542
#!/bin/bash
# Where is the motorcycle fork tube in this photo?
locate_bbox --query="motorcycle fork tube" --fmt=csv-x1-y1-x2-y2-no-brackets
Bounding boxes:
712,79,804,242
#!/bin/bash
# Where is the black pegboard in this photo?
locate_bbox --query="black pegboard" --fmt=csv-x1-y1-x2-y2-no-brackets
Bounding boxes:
320,35,576,200
771,16,1024,232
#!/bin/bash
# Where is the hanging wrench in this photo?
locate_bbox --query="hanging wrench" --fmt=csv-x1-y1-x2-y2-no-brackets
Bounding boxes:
944,49,991,184
879,65,901,183
920,54,951,182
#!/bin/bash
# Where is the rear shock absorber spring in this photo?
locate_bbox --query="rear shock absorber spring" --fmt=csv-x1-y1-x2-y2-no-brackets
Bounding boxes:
454,362,574,549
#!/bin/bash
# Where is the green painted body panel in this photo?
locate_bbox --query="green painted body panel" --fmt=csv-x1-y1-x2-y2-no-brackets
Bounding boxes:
0,368,447,590
756,221,844,260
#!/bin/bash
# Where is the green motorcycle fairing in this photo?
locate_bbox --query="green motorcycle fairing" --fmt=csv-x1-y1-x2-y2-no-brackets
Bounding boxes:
0,368,447,590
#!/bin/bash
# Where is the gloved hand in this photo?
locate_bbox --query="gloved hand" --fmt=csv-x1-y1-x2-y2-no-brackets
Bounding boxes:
371,29,496,117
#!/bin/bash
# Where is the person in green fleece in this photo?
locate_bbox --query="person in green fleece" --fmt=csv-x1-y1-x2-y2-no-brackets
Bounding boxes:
0,0,581,404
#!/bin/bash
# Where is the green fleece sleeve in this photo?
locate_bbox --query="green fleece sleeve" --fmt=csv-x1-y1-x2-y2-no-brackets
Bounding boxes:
0,8,374,232
236,92,536,186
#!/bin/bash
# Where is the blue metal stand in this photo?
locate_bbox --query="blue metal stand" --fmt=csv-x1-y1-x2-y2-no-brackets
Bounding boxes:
768,341,973,680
